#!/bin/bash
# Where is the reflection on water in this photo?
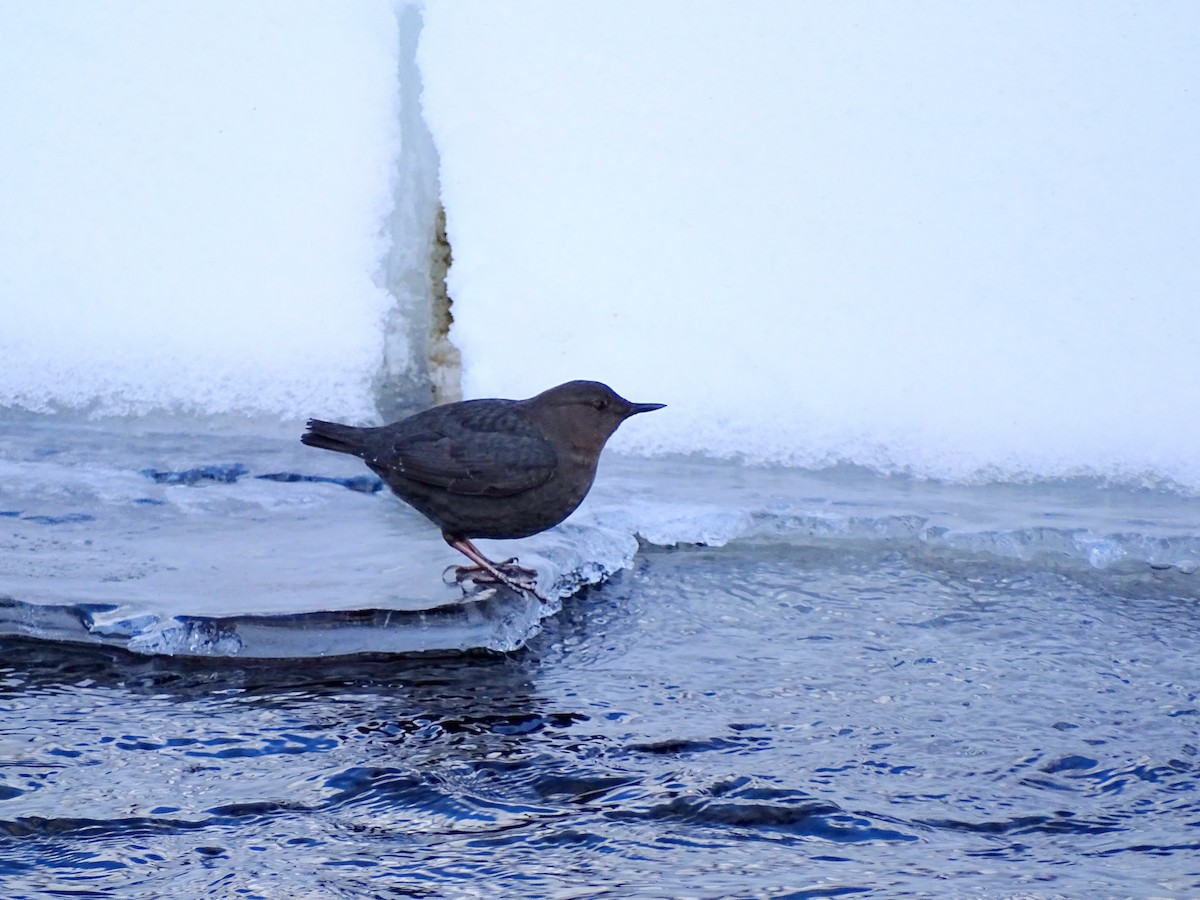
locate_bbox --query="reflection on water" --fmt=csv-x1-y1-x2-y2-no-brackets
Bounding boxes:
1,543,1197,897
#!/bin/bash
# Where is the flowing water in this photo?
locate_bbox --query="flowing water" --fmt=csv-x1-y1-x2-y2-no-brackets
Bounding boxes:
2,538,1198,898
2,420,1198,896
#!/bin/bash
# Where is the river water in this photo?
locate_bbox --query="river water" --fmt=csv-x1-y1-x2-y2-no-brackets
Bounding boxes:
3,541,1198,897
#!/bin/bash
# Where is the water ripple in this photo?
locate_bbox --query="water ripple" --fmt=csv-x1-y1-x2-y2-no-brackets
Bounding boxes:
1,543,1198,896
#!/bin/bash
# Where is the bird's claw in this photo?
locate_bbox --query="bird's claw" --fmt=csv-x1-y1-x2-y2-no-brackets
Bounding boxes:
445,560,543,600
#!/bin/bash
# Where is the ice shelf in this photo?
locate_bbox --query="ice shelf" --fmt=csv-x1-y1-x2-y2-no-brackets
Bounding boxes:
1,418,1197,657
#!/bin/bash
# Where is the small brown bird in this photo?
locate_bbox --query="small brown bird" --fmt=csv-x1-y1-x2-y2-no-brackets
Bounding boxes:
301,380,664,595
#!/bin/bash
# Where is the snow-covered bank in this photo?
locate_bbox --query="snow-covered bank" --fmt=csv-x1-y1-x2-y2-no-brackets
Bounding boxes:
2,2,1198,489
0,2,429,422
420,2,1200,489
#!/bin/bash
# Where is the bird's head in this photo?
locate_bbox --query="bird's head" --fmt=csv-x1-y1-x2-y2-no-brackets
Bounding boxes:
523,380,665,453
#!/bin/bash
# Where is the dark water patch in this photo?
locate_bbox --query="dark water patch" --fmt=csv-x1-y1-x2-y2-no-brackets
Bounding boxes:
255,471,384,493
1028,753,1200,798
139,463,247,485
1089,839,1200,857
626,734,768,755
0,814,211,840
616,793,916,845
320,765,564,826
775,888,874,899
600,775,918,845
20,513,95,525
184,732,340,760
206,799,314,821
414,711,587,738
531,772,638,804
925,811,1124,837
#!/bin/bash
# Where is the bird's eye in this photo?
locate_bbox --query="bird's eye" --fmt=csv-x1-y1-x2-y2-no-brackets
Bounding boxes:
592,398,609,411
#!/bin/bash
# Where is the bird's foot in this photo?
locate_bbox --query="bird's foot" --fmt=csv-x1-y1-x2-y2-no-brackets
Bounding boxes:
442,536,545,600
444,559,542,599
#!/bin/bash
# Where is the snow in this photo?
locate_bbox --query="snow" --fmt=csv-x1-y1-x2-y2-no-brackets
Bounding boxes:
419,2,1200,489
0,1,403,421
1,1,1198,492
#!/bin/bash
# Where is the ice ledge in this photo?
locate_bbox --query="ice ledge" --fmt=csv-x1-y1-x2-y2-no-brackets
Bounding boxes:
1,421,1197,658
0,592,552,658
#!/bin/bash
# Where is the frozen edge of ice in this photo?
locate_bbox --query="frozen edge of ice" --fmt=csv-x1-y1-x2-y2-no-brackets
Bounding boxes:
591,501,1200,576
2,498,1196,659
0,521,639,659
0,593,557,659
3,436,1199,657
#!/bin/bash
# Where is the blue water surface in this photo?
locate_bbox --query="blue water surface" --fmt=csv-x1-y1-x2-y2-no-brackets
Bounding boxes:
1,540,1197,898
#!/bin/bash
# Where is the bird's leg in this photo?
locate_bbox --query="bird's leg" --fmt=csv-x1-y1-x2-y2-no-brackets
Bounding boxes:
444,535,540,597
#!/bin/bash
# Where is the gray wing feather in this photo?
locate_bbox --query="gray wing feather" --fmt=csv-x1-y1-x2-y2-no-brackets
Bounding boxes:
368,401,556,497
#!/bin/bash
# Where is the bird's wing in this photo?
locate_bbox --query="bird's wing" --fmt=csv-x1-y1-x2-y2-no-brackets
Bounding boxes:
371,402,557,497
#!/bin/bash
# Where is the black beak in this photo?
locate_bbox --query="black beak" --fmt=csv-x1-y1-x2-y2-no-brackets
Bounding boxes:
628,402,666,416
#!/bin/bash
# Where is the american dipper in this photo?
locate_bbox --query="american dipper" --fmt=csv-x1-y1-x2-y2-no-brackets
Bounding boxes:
301,380,664,595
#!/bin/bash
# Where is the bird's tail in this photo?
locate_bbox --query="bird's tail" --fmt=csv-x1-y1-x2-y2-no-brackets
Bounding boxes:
301,419,369,457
